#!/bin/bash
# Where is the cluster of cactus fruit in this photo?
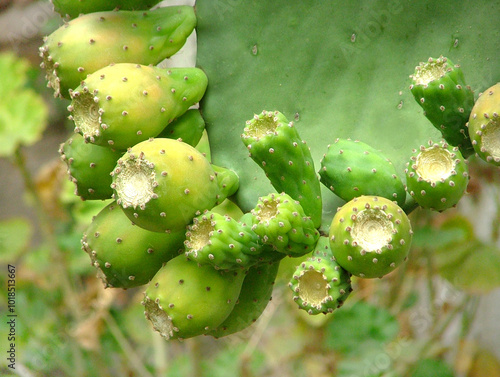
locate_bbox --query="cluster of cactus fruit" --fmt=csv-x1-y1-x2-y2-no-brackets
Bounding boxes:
42,2,499,341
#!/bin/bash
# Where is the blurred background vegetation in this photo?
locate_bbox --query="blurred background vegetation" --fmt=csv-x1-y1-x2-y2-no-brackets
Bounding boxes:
1,1,500,376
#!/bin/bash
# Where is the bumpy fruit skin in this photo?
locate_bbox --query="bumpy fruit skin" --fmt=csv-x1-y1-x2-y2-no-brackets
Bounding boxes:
142,255,245,340
51,0,163,19
39,6,196,98
111,138,219,233
289,237,352,315
319,138,406,207
208,260,280,338
241,110,322,228
329,196,413,279
250,192,320,257
59,133,123,200
184,211,262,270
405,140,469,211
156,108,206,147
68,64,207,151
467,83,500,166
81,202,185,288
409,56,475,157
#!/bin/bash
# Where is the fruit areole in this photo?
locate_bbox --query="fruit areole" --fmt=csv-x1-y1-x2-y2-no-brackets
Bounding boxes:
196,0,500,230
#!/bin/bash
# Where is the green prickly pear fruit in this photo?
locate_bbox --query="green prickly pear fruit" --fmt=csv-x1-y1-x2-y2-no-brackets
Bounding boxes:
250,192,320,257
410,56,475,157
208,260,280,338
156,109,206,147
68,64,207,151
142,254,246,340
241,110,322,228
59,133,123,200
39,6,196,98
329,196,413,279
288,237,352,315
81,202,185,288
319,138,406,207
467,83,500,166
184,211,262,270
111,138,219,233
211,165,239,205
51,0,163,19
405,140,469,211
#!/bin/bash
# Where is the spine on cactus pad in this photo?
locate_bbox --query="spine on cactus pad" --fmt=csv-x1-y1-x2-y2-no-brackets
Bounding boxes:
467,82,500,166
142,254,246,340
319,138,406,207
241,110,322,228
68,64,207,151
405,140,469,211
329,195,413,279
288,236,352,315
51,0,163,19
409,56,475,157
156,108,206,147
81,201,185,288
39,6,196,98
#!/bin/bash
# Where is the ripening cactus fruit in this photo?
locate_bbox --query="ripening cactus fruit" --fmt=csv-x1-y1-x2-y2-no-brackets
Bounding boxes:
51,0,163,19
184,211,262,270
142,255,246,340
288,236,352,315
329,196,413,279
39,6,196,98
405,140,469,211
81,202,185,288
319,138,406,207
467,82,500,166
208,260,280,338
241,110,322,228
156,109,206,147
111,138,219,233
409,56,475,157
250,192,320,257
59,133,123,200
68,64,207,151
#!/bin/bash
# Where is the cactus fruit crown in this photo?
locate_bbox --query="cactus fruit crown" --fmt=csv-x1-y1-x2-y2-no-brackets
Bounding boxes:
410,142,458,184
244,110,281,139
410,56,452,87
70,89,101,141
480,117,500,160
186,217,213,252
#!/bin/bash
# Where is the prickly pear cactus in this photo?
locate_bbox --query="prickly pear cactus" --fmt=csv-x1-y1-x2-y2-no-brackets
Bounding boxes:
156,109,206,147
51,0,163,19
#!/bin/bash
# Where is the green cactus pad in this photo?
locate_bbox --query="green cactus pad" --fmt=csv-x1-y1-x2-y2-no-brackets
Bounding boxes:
208,260,280,338
250,192,320,257
329,196,413,279
39,6,196,98
319,138,406,207
142,255,246,340
241,110,322,228
156,109,206,147
405,140,469,211
467,83,500,166
410,56,475,157
289,237,352,315
51,0,163,19
59,133,123,200
111,138,219,233
184,211,261,270
81,202,185,288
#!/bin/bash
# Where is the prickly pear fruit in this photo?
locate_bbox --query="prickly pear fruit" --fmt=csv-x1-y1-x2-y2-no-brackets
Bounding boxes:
111,138,219,233
319,138,406,207
81,202,185,288
289,237,352,315
184,211,262,270
329,196,413,279
51,0,162,19
156,109,206,147
59,133,123,200
250,192,320,257
39,6,196,98
68,64,207,151
208,260,280,338
241,110,322,228
211,165,239,205
142,254,245,340
410,56,475,157
467,83,500,166
405,140,469,211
